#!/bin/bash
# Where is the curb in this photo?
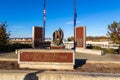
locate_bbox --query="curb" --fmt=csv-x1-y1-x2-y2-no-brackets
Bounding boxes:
0,58,17,61
87,60,120,64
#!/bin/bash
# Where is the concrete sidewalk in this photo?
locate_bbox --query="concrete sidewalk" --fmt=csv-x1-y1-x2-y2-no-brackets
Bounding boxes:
0,70,120,80
0,52,17,61
75,52,120,63
0,52,17,59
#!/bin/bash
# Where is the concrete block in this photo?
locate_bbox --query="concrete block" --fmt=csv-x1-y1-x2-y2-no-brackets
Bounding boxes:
76,48,104,55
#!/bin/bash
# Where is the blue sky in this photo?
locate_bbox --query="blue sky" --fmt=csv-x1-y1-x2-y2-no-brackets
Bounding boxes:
0,0,120,38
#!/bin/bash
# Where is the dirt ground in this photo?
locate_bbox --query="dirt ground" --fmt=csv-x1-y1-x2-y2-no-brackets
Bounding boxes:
75,63,120,73
1,61,120,73
0,61,19,70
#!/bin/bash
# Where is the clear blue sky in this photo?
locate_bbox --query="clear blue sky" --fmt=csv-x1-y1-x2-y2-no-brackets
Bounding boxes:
0,0,120,38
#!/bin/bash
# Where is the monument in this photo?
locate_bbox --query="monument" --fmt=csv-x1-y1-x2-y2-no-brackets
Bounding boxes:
75,26,86,49
18,27,74,70
17,0,74,70
18,49,74,70
51,28,65,49
75,26,104,55
32,26,44,48
53,28,64,46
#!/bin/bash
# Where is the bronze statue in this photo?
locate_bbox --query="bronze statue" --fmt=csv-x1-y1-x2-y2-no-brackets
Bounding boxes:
52,28,64,45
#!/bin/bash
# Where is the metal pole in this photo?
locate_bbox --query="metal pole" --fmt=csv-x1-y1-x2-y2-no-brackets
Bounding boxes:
43,0,46,41
74,0,76,50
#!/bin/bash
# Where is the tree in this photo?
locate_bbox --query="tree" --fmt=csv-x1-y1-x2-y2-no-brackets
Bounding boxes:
107,21,120,54
0,22,10,45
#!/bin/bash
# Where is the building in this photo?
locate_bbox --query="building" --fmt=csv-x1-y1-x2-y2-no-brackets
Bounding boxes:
9,38,32,44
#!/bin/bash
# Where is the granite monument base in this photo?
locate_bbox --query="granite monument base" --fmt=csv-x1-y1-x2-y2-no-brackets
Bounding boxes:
50,42,65,49
18,49,74,70
19,63,73,70
50,46,65,49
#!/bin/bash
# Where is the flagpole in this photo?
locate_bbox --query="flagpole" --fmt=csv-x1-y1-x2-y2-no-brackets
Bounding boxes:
43,0,46,41
74,0,76,50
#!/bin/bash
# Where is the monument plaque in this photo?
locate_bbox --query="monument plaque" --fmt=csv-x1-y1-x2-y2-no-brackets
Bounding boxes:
18,49,74,70
32,26,44,48
75,26,86,48
20,52,73,62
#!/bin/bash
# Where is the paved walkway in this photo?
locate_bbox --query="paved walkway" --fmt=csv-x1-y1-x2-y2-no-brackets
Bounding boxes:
75,52,120,63
0,52,17,61
0,52,120,62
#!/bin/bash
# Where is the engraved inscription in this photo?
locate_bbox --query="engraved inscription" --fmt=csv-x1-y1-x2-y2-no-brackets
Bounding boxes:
77,38,83,47
20,52,73,63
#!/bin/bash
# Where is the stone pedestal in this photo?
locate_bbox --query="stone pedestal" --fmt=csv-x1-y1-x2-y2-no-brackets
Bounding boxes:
50,42,65,49
18,49,74,70
50,46,65,49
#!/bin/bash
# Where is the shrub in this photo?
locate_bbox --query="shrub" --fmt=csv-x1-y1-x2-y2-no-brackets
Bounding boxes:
86,44,93,49
0,43,32,52
0,44,9,52
102,48,118,54
86,45,118,54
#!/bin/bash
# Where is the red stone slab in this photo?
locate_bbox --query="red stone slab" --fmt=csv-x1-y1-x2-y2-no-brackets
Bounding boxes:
75,26,86,48
50,46,65,49
34,27,43,42
32,26,43,48
20,52,73,63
